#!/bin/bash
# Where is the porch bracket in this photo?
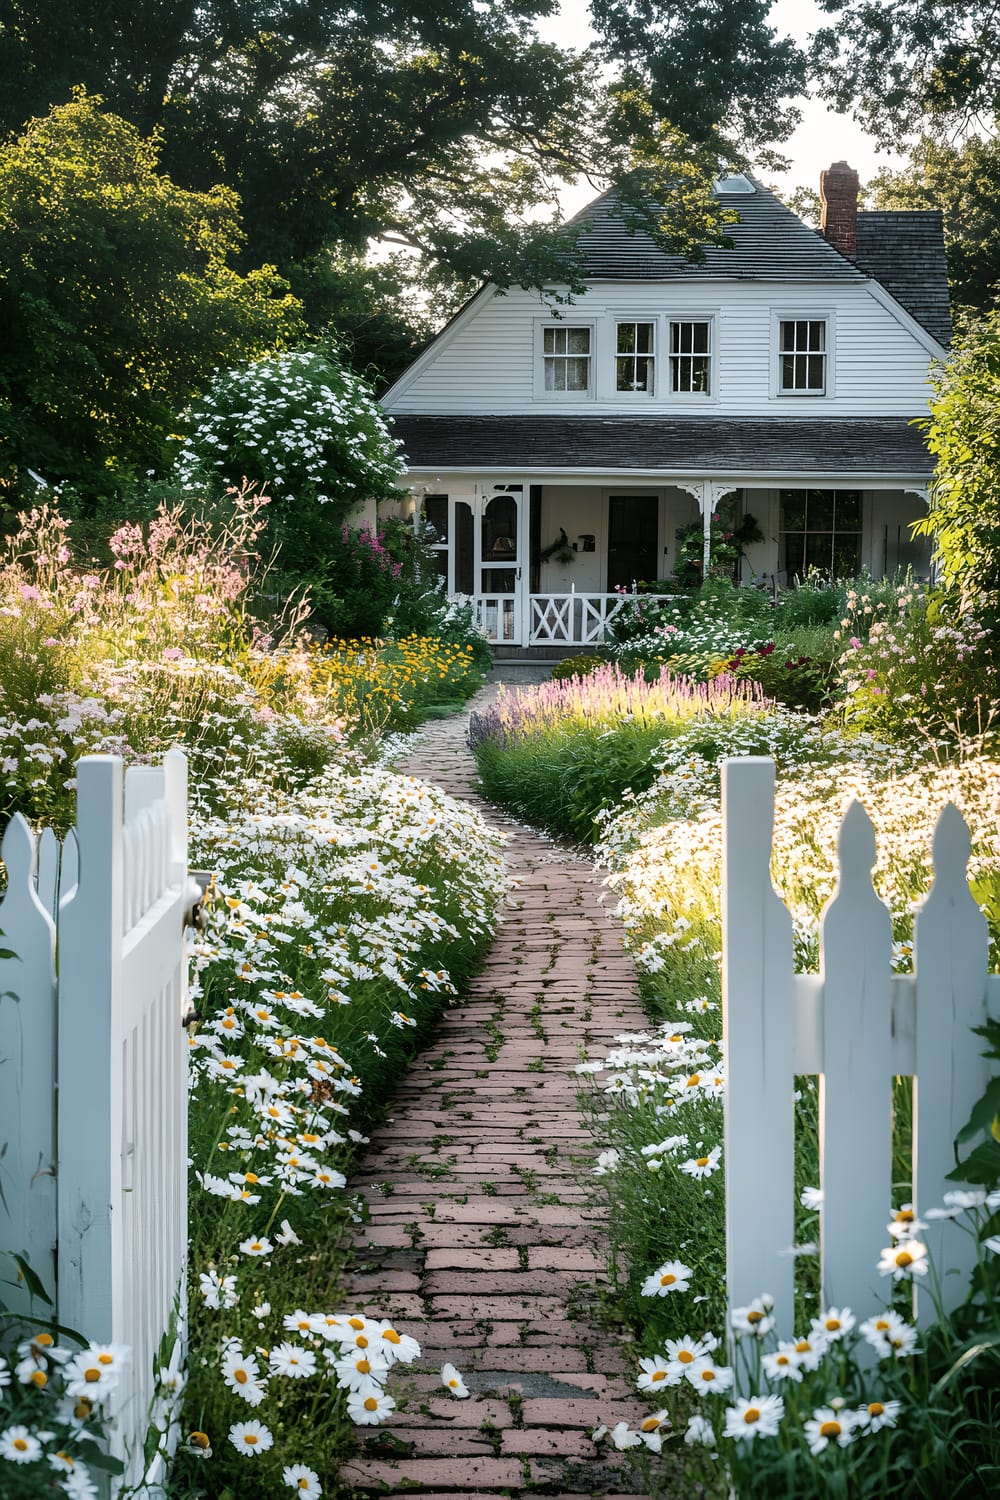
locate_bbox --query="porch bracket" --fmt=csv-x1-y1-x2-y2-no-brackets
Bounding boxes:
902,486,931,507
674,480,741,579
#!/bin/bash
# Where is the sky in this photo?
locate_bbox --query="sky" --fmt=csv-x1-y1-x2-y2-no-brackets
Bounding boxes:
534,0,907,207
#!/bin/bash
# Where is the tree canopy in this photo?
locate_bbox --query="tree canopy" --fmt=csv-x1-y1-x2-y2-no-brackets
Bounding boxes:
0,91,302,499
811,2,1000,144
0,1,808,302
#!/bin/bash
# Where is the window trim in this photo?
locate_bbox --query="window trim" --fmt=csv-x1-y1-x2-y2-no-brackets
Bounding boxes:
771,310,834,399
667,316,715,398
614,318,657,397
534,318,597,400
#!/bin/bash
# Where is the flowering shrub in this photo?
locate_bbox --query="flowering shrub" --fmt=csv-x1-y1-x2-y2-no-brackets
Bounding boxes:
173,348,403,522
834,582,996,744
171,347,405,628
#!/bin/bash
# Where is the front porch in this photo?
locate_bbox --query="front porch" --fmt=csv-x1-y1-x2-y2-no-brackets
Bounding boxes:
474,587,678,648
407,474,933,649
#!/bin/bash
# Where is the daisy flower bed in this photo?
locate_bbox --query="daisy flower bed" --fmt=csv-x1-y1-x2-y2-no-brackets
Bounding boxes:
0,500,502,1496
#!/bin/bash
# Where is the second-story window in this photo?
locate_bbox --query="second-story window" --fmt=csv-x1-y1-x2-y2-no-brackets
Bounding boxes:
615,321,655,392
543,325,591,391
670,320,712,393
779,319,826,393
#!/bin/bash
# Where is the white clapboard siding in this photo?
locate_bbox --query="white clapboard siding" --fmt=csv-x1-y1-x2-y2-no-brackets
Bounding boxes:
722,757,996,1340
0,814,58,1317
385,280,938,418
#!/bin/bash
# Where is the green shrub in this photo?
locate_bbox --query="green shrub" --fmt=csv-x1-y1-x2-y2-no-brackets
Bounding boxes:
550,653,606,680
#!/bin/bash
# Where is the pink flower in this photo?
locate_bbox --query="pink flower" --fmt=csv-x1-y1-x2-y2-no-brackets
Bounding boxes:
18,584,40,601
849,636,861,649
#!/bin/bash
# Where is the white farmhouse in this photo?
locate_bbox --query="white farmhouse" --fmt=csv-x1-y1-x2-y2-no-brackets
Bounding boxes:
381,162,950,651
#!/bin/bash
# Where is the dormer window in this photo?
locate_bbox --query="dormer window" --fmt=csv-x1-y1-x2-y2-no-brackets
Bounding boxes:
615,321,655,392
779,319,826,393
543,325,591,392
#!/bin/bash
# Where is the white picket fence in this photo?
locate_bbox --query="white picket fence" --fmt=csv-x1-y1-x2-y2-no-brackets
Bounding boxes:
721,756,999,1339
0,750,195,1492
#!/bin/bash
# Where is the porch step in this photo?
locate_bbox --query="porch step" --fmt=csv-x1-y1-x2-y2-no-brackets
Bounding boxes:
490,645,598,663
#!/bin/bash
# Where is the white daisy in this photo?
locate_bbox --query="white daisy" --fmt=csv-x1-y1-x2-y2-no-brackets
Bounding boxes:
346,1389,396,1425
856,1398,901,1433
810,1307,855,1343
722,1393,784,1441
0,1425,42,1463
686,1356,734,1395
282,1463,323,1497
269,1343,317,1379
221,1349,266,1406
441,1363,469,1398
877,1240,929,1280
803,1405,858,1453
641,1259,693,1296
229,1419,274,1456
332,1352,390,1394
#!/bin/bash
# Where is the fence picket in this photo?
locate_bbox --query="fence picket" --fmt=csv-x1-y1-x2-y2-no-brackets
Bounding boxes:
818,800,894,1316
0,815,58,1316
912,802,990,1319
723,761,997,1345
36,825,60,920
721,758,797,1335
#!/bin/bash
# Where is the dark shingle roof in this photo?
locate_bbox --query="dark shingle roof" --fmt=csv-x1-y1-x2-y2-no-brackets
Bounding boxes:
392,415,932,476
854,211,951,346
569,181,867,282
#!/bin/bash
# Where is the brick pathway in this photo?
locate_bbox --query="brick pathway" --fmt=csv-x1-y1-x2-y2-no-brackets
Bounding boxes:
339,685,660,1497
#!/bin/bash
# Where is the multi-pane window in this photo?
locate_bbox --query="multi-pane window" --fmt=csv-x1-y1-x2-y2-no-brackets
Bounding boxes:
779,490,862,578
615,321,656,392
543,325,591,391
670,320,711,393
779,320,827,393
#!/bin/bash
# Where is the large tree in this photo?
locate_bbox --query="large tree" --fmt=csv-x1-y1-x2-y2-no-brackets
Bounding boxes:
810,1,1000,143
0,1,808,297
0,91,302,499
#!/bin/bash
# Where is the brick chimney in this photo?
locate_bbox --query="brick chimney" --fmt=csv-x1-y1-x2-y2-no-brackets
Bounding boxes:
820,161,860,259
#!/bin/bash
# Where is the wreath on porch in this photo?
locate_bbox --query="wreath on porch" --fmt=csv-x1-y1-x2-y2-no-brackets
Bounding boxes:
539,527,575,565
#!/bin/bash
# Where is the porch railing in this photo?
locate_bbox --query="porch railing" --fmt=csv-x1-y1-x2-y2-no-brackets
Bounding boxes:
472,591,678,647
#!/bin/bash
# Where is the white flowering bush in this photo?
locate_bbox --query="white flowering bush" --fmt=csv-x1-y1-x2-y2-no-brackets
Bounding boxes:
173,347,403,522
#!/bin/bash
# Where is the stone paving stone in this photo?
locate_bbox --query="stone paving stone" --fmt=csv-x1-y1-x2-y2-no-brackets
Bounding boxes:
337,686,663,1496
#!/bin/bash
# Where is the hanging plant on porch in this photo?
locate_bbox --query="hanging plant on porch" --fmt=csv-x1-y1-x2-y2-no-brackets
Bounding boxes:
539,527,575,565
673,511,763,588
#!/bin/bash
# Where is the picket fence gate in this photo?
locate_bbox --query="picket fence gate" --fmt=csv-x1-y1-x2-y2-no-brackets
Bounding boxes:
721,756,1000,1341
0,750,195,1493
